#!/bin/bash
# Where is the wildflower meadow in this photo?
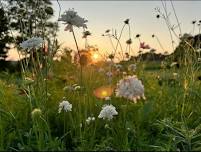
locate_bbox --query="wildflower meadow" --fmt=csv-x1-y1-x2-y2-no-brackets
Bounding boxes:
0,0,201,151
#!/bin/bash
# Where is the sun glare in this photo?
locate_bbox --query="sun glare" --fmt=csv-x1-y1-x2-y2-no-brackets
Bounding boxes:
93,85,114,99
92,53,100,62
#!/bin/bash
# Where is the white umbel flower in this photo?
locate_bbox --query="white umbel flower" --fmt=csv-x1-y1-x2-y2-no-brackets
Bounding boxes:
86,116,95,125
115,75,145,102
128,64,136,72
58,100,72,113
98,104,118,121
114,64,122,70
98,68,105,73
59,8,87,31
20,37,44,49
106,71,113,77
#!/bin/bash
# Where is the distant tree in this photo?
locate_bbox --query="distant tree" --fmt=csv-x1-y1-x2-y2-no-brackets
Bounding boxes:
0,7,12,60
150,48,156,60
6,0,58,45
4,0,60,70
171,33,201,65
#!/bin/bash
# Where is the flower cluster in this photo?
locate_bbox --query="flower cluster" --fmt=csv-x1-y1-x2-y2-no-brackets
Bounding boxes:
31,108,42,120
86,116,95,124
63,84,81,91
114,64,122,70
58,100,72,113
128,64,137,72
98,104,118,121
20,37,44,49
115,75,145,102
106,71,113,77
59,9,87,31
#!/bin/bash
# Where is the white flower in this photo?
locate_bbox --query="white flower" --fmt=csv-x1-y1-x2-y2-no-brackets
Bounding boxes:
63,85,73,91
53,56,62,62
128,64,137,72
59,8,87,31
104,124,110,129
170,62,178,67
173,73,178,77
196,48,201,52
31,108,42,120
98,68,105,73
20,37,44,49
105,96,111,101
74,85,81,90
115,75,145,102
114,64,122,69
127,127,131,131
58,100,72,113
123,71,127,75
98,104,118,121
106,71,113,77
86,116,95,125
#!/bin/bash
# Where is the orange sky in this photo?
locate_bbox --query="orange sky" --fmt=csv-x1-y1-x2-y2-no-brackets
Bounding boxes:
52,1,201,56
6,1,201,61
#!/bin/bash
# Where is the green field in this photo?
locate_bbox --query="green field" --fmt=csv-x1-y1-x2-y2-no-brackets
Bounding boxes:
1,59,201,151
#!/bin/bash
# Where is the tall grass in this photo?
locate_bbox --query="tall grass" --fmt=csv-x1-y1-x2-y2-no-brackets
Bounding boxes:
0,0,201,151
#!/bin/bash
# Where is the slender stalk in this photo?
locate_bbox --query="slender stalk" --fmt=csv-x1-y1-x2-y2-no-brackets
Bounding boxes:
161,0,175,51
170,0,182,36
108,35,116,53
71,27,83,86
155,35,165,53
114,24,126,56
128,24,131,55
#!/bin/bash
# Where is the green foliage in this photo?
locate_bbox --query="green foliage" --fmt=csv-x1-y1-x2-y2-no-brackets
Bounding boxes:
0,7,12,60
6,0,57,45
1,59,201,151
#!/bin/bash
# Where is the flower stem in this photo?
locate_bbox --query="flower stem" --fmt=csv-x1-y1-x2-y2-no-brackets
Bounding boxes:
72,27,83,86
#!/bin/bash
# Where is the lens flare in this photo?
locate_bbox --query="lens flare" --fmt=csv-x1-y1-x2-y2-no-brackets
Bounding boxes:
93,85,114,99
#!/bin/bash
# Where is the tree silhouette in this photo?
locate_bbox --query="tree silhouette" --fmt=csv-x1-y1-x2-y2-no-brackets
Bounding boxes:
7,0,57,45
171,33,201,65
0,7,12,60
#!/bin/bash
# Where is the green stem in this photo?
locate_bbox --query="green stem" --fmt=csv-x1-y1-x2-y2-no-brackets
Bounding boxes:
72,27,83,86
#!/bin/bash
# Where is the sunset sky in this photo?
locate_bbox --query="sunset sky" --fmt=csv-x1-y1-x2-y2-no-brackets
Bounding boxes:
7,1,201,60
50,1,201,56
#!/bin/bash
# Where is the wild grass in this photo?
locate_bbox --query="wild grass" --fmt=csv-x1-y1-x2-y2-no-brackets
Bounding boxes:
0,58,201,151
0,0,201,151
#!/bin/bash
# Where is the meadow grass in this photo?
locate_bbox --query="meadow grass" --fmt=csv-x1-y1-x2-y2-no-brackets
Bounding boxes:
1,1,201,151
1,59,201,151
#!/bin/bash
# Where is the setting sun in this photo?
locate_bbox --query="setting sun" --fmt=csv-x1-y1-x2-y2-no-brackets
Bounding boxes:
91,52,101,63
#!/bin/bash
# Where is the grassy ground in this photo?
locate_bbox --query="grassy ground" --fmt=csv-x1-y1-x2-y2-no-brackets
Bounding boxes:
0,59,201,151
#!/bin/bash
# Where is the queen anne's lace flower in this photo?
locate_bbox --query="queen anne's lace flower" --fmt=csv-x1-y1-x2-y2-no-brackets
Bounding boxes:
59,8,87,31
114,64,122,70
128,64,136,72
20,37,44,49
115,75,145,103
86,116,95,124
105,96,111,101
98,68,105,73
58,100,72,113
106,71,113,77
98,104,118,121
